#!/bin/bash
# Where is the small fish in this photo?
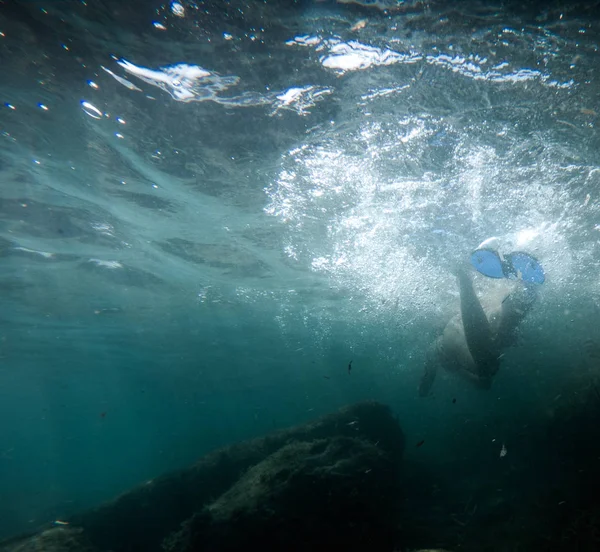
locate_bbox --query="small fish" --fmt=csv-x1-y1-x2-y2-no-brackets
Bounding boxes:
416,439,425,448
500,443,507,458
452,398,457,404
100,412,107,419
348,360,353,374
323,376,331,380
52,520,69,526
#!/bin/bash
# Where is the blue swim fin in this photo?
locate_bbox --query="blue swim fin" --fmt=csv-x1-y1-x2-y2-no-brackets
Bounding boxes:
505,251,545,284
470,248,507,279
470,248,545,284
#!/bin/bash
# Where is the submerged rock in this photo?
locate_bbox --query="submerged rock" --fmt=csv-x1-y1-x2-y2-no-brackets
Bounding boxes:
61,401,405,552
163,436,398,552
0,527,95,552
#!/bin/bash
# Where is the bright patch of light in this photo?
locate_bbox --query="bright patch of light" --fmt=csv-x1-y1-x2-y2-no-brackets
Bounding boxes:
81,101,103,119
89,259,123,269
13,247,54,259
320,40,419,72
288,36,573,89
101,66,143,92
516,228,539,247
266,115,576,317
171,2,185,17
276,88,305,105
272,86,332,116
91,223,115,237
286,35,321,47
117,59,240,103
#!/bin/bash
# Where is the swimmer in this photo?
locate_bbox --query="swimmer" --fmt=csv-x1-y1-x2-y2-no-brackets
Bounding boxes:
419,246,544,396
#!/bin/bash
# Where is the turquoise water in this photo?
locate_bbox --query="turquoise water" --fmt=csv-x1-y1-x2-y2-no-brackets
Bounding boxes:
1,0,600,549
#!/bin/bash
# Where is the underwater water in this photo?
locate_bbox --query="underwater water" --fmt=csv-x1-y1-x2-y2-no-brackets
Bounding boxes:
1,0,600,549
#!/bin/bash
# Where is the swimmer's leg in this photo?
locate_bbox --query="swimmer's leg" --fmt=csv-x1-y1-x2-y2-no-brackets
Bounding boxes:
418,339,440,397
495,284,538,347
456,268,499,377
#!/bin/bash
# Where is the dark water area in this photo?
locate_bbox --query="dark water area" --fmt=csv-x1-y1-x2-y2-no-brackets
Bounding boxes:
1,0,600,550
